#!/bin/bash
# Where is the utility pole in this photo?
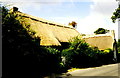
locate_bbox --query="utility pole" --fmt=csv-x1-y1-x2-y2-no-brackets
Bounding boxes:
113,0,120,62
117,0,120,63
117,0,120,39
113,39,118,62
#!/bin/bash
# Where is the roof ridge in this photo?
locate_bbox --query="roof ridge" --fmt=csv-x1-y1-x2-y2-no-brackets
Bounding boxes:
15,11,74,29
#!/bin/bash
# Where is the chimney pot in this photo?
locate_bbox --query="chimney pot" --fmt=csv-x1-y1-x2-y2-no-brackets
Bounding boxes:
13,7,18,11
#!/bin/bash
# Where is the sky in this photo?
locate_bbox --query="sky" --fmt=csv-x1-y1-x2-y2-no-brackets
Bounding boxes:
1,0,119,39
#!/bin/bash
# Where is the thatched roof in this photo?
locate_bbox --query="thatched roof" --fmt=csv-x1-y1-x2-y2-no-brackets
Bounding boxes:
11,8,80,46
10,7,115,49
82,31,115,50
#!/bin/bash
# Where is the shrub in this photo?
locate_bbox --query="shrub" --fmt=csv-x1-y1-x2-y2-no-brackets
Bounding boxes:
44,47,61,73
61,37,115,68
62,37,98,68
97,48,114,65
118,52,120,62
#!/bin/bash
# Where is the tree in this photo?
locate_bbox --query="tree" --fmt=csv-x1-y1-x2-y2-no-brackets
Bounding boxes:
2,6,62,78
68,21,77,28
111,5,120,23
94,28,109,34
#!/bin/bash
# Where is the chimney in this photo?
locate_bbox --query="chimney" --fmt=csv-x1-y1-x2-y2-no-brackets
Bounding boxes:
110,30,115,39
13,7,18,11
10,7,18,12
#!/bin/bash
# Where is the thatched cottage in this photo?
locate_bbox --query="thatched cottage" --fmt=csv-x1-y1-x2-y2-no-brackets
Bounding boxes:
10,7,80,46
10,7,116,51
83,30,116,50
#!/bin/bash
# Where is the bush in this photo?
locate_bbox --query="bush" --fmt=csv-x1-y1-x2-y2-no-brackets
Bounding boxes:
43,47,61,73
62,37,98,68
97,48,114,65
61,37,115,68
118,52,120,62
116,39,120,62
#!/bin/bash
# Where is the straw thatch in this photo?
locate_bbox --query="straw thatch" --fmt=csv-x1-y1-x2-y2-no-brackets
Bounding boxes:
10,7,115,49
11,8,80,46
82,32,115,50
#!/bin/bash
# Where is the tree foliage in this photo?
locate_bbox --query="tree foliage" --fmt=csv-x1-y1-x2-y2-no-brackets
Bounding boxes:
2,6,62,78
111,5,120,23
94,28,109,34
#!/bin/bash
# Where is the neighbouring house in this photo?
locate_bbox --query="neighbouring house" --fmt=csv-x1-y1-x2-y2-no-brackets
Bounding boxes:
82,30,116,50
10,7,80,46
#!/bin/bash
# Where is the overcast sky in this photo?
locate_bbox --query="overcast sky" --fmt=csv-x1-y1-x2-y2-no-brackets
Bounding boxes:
1,0,119,39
